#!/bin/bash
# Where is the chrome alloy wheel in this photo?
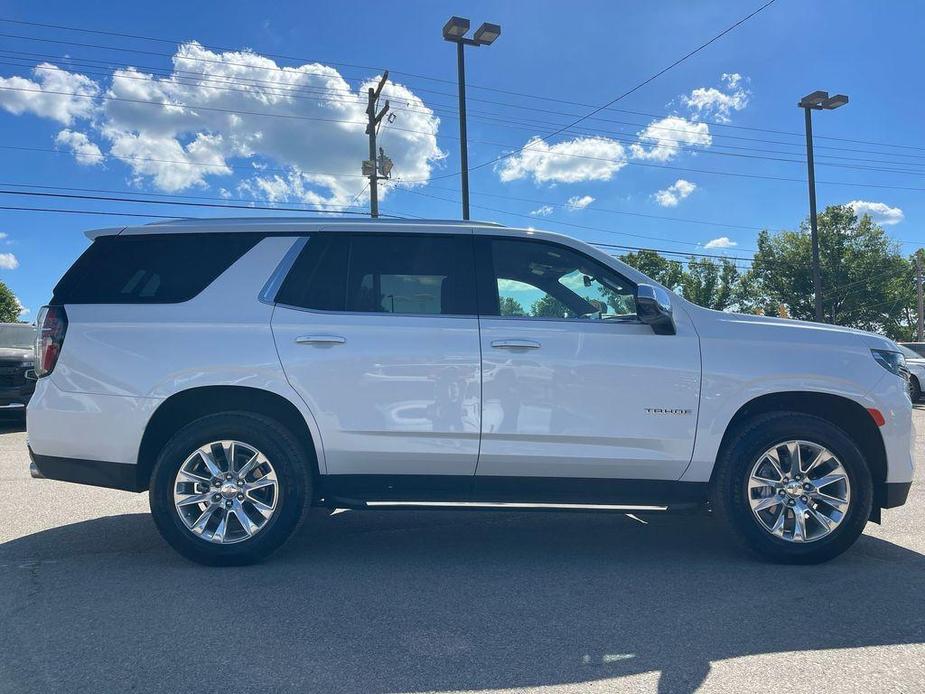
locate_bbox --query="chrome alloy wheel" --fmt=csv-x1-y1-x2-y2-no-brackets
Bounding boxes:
747,440,851,543
173,440,279,544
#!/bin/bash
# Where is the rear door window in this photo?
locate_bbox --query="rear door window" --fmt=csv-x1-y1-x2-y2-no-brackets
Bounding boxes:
52,233,261,304
276,233,477,316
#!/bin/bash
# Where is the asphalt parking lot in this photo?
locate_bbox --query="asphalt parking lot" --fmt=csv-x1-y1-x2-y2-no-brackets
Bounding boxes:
1,410,923,694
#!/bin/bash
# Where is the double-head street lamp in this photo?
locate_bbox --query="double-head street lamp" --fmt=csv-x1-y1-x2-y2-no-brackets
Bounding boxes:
443,16,501,221
798,90,848,323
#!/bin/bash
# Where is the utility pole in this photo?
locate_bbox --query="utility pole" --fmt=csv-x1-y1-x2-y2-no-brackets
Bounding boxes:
364,71,390,218
798,90,848,323
917,253,924,341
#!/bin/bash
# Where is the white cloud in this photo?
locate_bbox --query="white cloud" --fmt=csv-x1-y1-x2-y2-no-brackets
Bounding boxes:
683,73,749,123
846,200,904,226
497,136,627,184
566,195,594,211
0,253,19,269
0,45,444,206
704,236,737,249
15,297,28,318
0,63,99,125
530,205,554,216
630,116,711,162
55,129,103,166
654,179,697,207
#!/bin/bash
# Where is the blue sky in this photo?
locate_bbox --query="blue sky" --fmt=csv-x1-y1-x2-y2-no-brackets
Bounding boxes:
0,0,922,319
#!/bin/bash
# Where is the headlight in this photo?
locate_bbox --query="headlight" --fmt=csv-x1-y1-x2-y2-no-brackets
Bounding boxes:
871,349,905,377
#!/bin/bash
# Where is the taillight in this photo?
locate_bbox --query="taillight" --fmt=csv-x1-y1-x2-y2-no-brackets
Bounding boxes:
35,305,68,378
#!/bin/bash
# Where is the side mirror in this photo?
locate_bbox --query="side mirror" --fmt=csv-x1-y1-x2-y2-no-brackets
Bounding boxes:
636,284,676,335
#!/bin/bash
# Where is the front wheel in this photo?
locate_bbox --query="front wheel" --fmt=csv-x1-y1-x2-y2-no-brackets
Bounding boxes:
712,413,873,564
910,376,921,403
149,412,311,565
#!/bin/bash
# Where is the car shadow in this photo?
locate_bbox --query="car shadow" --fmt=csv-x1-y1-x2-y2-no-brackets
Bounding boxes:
1,508,923,693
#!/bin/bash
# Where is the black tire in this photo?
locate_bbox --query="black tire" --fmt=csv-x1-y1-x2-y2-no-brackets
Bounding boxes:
910,376,921,403
149,411,311,566
712,412,873,564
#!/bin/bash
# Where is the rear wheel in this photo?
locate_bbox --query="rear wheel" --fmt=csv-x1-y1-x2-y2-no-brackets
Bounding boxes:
712,413,873,564
149,411,310,565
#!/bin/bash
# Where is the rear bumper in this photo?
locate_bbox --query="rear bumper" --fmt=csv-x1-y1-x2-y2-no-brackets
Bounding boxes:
28,447,144,492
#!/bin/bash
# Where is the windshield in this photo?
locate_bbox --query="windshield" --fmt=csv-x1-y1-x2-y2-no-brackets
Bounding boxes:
0,324,35,350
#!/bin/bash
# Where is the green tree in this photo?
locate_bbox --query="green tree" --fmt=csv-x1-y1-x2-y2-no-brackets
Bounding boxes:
681,257,740,311
741,205,911,337
531,294,570,318
0,281,21,323
619,249,684,290
499,296,526,316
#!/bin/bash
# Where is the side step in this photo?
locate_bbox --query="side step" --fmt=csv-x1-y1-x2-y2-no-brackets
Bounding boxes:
320,498,704,514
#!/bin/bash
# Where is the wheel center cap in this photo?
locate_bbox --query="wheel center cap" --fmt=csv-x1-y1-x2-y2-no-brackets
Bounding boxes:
220,482,238,499
783,480,803,497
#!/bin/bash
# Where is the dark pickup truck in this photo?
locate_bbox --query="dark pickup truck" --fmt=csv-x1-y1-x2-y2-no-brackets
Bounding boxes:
0,323,36,408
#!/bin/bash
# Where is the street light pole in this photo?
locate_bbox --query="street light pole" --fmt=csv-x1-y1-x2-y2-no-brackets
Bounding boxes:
443,17,501,221
802,105,823,323
798,90,848,323
456,40,470,221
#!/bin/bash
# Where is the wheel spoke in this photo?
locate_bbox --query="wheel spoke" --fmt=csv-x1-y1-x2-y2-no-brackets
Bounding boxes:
813,490,849,512
764,448,786,480
752,495,783,513
807,506,835,532
813,473,847,490
178,468,210,484
190,504,219,535
750,474,781,490
246,494,274,517
791,506,808,542
198,446,223,479
237,452,260,480
768,505,787,537
232,500,258,537
176,492,213,507
245,477,276,493
804,447,830,475
221,441,236,474
212,511,230,543
786,442,802,476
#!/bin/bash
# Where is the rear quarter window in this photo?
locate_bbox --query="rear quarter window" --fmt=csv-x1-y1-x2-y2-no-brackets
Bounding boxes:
52,233,262,304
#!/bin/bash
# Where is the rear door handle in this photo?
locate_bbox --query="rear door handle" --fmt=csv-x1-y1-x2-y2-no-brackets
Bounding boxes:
295,335,346,345
491,339,541,350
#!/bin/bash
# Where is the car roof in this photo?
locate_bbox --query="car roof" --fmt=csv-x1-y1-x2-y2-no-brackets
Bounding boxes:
85,217,506,239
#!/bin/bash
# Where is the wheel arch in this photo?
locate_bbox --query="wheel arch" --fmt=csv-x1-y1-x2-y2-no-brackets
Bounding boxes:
137,385,321,493
711,391,887,510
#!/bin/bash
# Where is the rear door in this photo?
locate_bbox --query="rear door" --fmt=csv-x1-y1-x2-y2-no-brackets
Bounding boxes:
474,234,701,491
271,231,481,495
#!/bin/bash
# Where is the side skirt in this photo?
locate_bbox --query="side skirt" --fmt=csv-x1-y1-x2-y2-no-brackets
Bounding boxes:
318,474,709,511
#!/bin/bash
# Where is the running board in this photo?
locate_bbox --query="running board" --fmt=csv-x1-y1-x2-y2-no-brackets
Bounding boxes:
320,498,703,513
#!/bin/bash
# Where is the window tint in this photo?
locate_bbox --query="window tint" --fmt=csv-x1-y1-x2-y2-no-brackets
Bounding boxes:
53,233,261,304
277,233,477,316
483,238,636,320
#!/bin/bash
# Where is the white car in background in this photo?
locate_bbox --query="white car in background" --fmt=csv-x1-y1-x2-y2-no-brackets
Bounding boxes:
898,345,925,402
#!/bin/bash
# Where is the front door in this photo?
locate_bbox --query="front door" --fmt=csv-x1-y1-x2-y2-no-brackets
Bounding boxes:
474,235,701,491
271,232,481,497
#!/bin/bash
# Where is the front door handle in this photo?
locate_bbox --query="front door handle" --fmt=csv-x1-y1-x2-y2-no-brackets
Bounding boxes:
491,339,541,350
295,335,346,345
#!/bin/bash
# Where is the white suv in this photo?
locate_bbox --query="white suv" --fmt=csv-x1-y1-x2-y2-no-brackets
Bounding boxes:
27,218,914,565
